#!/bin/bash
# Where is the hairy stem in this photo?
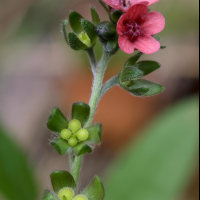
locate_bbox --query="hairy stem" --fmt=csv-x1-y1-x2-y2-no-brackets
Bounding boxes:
69,151,83,193
86,48,97,73
69,50,111,193
85,50,111,127
99,75,119,101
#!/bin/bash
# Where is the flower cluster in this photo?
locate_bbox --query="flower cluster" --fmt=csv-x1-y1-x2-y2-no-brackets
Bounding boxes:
46,102,102,156
43,1,166,200
103,0,165,54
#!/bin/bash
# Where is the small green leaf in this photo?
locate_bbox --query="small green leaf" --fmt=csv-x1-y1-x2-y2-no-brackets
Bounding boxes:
47,108,69,134
90,7,100,25
62,19,69,44
81,19,97,46
120,79,164,97
50,171,76,193
86,124,102,144
110,10,123,24
120,61,161,82
69,11,84,34
73,142,92,156
82,176,105,200
51,138,71,155
68,32,88,50
160,46,167,49
42,190,56,200
71,102,90,127
123,52,143,69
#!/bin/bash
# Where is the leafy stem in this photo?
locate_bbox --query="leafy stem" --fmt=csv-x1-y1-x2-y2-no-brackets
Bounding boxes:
85,50,111,127
69,49,111,194
69,151,83,193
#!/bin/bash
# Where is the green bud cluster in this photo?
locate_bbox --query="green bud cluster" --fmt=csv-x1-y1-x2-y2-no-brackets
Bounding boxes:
58,187,88,200
61,119,89,147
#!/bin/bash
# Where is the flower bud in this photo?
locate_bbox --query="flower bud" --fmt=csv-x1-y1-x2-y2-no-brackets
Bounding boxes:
96,21,117,41
61,129,72,140
68,137,78,147
78,32,91,47
73,195,88,200
58,187,74,200
76,129,89,141
69,119,81,133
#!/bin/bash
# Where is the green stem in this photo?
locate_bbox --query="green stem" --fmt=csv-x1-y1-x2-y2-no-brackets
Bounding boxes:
99,75,119,101
85,50,111,127
86,48,97,73
99,0,112,19
69,151,83,193
69,50,111,193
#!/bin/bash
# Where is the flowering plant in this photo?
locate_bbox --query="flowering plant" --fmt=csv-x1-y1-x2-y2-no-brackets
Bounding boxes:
42,0,166,199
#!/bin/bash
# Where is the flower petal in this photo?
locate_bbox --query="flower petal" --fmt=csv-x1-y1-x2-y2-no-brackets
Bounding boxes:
140,12,165,35
135,35,160,54
102,0,122,10
132,0,159,6
116,13,129,35
130,0,149,6
119,36,136,54
146,0,159,5
127,4,148,21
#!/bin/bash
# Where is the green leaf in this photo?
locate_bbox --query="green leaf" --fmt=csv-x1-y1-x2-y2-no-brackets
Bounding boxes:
0,124,38,200
62,19,69,44
81,19,97,46
51,138,71,155
110,10,123,24
161,46,167,49
68,32,88,50
73,142,92,156
69,11,84,34
71,102,90,127
120,79,164,97
82,176,105,200
105,96,199,200
47,108,69,134
123,52,143,69
86,124,102,144
42,190,56,200
120,61,160,82
50,171,76,193
90,7,100,26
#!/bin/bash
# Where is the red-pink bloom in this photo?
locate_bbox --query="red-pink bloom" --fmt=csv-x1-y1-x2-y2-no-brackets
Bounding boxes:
117,4,165,54
103,0,159,12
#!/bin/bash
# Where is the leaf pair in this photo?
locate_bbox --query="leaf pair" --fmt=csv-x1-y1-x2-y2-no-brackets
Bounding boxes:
43,171,104,200
118,53,164,97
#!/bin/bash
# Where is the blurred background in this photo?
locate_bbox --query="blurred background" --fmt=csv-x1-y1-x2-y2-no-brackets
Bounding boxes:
0,0,199,200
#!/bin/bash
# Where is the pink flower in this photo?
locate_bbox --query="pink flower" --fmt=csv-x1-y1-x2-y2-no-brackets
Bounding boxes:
103,0,159,12
117,4,165,54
